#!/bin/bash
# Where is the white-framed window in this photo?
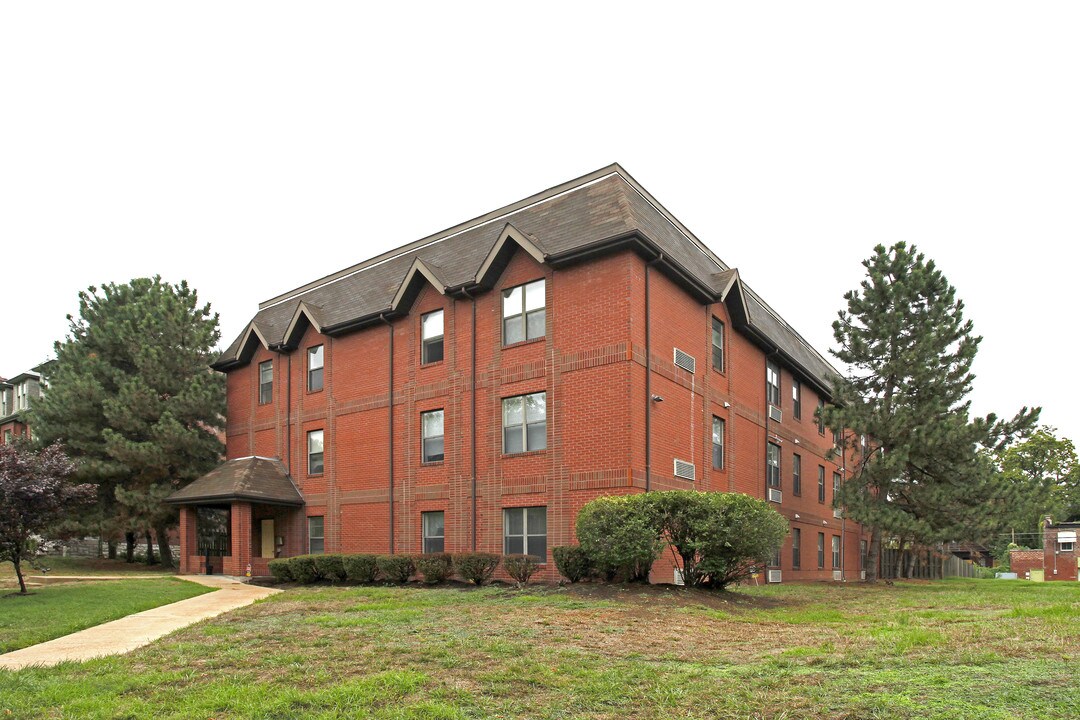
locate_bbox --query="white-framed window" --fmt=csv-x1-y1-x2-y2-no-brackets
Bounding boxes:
711,317,725,372
766,360,780,407
308,516,324,554
1060,541,1075,553
818,465,826,503
832,535,841,569
817,532,825,569
712,416,725,470
258,360,273,405
833,471,842,506
792,380,801,420
421,310,444,364
307,430,324,474
421,409,444,463
422,511,445,553
767,442,781,488
792,527,801,569
817,399,826,435
503,506,547,560
307,345,324,392
502,392,546,454
502,279,545,345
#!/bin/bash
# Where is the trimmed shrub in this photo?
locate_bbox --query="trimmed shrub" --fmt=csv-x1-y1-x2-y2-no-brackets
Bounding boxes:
415,553,453,584
288,555,322,584
343,554,380,583
314,554,347,583
576,495,661,582
642,490,789,589
267,558,293,583
453,552,500,585
553,545,591,583
503,554,540,587
376,554,416,584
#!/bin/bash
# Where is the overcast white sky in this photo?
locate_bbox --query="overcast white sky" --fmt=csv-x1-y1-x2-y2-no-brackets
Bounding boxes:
2,3,1077,440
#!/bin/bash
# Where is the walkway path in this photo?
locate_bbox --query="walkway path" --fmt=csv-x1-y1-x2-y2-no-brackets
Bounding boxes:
0,575,279,670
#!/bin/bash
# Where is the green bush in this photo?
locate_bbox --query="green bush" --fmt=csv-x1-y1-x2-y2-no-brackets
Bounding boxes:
415,553,453,584
376,554,415,584
552,545,592,583
576,495,661,581
453,552,500,585
313,554,347,583
503,554,540,587
343,554,380,583
642,490,788,589
288,555,322,584
267,558,293,583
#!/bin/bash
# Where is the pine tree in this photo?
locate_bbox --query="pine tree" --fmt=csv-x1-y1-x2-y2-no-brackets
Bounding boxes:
32,277,225,568
823,243,1038,581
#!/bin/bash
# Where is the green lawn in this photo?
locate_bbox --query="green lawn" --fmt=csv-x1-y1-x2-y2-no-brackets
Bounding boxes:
0,578,213,653
1,578,1077,719
1,556,175,582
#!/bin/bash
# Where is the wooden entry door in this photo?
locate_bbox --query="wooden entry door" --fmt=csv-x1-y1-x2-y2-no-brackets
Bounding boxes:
261,519,275,558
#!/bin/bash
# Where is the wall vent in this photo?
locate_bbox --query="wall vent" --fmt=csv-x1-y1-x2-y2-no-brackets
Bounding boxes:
673,348,696,374
768,488,782,503
833,508,843,519
673,459,696,481
767,570,782,583
832,570,843,582
768,405,782,423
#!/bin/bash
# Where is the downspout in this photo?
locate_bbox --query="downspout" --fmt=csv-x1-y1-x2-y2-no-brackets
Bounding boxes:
645,253,663,492
765,348,779,502
841,430,847,581
380,313,394,554
461,288,478,551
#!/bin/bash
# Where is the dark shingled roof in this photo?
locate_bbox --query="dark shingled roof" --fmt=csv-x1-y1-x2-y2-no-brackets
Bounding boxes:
165,456,303,506
215,164,840,394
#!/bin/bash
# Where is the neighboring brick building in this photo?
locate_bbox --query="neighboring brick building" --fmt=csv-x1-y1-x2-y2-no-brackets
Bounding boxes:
0,364,49,444
1010,517,1079,582
169,164,869,581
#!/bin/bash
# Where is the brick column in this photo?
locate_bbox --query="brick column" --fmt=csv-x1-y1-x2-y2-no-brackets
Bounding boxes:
178,507,198,573
226,502,253,576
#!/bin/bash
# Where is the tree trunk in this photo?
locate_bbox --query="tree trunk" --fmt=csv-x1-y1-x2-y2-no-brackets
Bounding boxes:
107,540,118,560
145,532,155,565
156,524,174,570
865,529,881,582
906,549,917,579
14,558,27,594
895,538,908,579
125,532,136,563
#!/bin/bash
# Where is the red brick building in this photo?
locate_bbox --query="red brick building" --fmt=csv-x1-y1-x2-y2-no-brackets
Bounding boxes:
169,164,869,581
1010,517,1079,582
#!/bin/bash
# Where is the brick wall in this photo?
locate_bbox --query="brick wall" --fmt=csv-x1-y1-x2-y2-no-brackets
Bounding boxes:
218,245,867,582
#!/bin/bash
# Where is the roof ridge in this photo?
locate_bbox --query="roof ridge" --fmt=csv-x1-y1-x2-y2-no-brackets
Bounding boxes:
258,163,625,311
743,283,841,377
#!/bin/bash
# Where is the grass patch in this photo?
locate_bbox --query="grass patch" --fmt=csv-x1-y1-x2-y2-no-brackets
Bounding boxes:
0,578,212,652
0,579,1076,718
0,556,174,582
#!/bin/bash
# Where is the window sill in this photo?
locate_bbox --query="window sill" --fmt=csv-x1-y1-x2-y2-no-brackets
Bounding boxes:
308,472,324,478
307,388,325,396
420,360,444,369
502,337,545,350
421,460,445,467
502,449,547,459
711,367,726,377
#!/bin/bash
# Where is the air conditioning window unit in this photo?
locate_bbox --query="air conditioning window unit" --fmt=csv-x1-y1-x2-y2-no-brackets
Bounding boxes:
833,508,843,518
768,405,782,423
767,569,782,583
832,570,843,582
674,459,696,481
768,488,782,503
673,568,685,586
673,348,696,374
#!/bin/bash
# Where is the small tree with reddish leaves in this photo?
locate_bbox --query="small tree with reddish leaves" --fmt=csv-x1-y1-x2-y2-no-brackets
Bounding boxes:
0,441,95,594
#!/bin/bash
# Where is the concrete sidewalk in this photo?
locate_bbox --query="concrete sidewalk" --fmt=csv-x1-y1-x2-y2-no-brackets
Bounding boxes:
0,576,279,670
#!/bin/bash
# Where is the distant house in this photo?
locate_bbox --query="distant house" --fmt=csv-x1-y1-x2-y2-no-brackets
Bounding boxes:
1010,517,1079,582
0,362,50,444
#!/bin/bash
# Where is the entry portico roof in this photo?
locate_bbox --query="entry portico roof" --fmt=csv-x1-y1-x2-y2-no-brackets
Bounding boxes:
166,456,304,507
